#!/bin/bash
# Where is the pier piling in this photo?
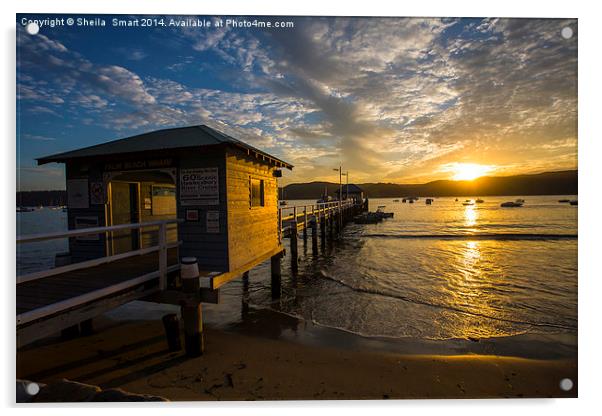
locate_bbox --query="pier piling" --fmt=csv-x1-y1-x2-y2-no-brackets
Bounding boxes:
320,212,326,246
180,257,203,356
311,219,318,255
303,207,308,242
181,302,204,357
270,253,282,299
162,313,182,352
242,271,250,316
290,221,298,273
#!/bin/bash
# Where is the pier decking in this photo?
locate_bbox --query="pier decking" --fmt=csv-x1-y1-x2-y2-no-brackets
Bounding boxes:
16,200,365,349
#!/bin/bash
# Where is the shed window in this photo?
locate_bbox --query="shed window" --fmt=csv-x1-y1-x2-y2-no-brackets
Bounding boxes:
250,178,265,207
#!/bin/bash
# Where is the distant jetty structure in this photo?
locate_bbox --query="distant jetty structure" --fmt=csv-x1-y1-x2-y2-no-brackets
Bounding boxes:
16,125,365,355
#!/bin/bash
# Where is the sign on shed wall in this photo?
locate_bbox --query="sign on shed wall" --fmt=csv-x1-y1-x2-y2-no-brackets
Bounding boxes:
180,167,219,206
67,179,89,209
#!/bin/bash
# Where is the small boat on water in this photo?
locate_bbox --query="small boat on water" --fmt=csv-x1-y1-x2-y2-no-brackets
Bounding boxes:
425,198,433,205
16,206,34,212
558,199,570,203
462,199,475,206
355,207,394,223
393,199,400,202
376,206,394,218
501,199,524,207
408,199,414,204
476,199,484,204
569,200,578,206
455,198,459,202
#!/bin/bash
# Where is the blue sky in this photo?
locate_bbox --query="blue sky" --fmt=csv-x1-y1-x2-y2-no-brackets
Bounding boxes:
17,15,577,190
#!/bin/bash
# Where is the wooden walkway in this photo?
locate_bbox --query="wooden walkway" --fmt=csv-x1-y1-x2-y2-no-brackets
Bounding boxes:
16,220,184,348
17,248,179,316
16,203,365,349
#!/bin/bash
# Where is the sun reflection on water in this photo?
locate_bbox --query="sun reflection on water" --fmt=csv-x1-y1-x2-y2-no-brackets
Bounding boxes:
464,205,478,228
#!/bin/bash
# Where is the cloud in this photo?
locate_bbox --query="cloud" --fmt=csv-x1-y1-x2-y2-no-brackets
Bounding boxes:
130,49,147,60
17,17,578,186
22,134,56,141
18,26,156,107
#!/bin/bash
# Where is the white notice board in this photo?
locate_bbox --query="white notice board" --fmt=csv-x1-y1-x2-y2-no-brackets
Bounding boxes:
180,168,219,206
206,211,220,233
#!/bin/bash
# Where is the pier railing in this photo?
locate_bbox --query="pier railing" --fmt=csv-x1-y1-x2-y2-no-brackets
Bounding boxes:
17,219,182,325
277,199,356,239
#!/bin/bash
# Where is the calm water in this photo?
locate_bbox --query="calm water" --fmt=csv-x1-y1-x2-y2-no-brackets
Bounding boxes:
16,196,578,355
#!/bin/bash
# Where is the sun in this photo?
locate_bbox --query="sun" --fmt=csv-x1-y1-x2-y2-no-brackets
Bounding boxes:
451,163,494,181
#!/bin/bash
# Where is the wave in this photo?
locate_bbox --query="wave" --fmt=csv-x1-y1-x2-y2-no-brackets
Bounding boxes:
362,233,577,241
318,270,577,331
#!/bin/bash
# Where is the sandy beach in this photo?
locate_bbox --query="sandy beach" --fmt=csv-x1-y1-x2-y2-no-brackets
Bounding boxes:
17,318,577,401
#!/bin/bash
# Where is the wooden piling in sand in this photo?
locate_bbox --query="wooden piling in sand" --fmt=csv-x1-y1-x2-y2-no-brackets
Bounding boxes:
271,253,282,299
181,303,203,357
181,258,203,356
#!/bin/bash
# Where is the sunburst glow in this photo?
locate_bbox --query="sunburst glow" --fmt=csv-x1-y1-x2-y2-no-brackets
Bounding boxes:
450,163,495,181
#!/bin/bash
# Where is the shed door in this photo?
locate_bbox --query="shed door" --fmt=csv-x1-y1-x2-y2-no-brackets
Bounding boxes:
110,181,140,255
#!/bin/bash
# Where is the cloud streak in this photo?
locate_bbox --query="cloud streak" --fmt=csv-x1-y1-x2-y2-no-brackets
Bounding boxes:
16,16,577,188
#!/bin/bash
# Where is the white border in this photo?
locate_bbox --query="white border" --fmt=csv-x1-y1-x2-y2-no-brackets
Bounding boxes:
3,1,602,415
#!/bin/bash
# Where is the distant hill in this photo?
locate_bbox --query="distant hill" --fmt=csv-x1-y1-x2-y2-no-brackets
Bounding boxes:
280,170,578,199
17,170,577,206
17,190,67,207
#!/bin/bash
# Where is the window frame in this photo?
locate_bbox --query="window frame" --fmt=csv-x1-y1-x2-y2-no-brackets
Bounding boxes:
249,177,265,208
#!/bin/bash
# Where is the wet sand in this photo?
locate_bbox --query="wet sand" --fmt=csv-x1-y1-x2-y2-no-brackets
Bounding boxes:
17,318,577,401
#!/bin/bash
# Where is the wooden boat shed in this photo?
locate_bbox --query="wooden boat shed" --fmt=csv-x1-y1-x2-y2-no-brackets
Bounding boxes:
337,184,365,203
37,125,293,289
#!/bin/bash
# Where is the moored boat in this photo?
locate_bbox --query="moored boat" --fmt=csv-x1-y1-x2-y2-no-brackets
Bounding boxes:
376,206,394,218
501,199,524,207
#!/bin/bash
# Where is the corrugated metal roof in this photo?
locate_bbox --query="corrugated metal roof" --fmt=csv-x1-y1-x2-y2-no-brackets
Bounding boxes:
37,125,293,169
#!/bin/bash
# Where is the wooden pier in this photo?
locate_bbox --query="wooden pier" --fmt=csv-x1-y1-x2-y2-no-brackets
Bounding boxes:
16,200,365,352
18,125,368,355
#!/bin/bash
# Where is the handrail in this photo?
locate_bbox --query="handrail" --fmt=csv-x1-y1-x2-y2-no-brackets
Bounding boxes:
17,219,183,290
278,200,357,236
17,241,182,285
17,264,181,326
279,200,355,222
17,219,182,244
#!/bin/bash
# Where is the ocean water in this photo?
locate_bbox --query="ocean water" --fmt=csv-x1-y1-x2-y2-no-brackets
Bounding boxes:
17,208,68,275
16,195,578,356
